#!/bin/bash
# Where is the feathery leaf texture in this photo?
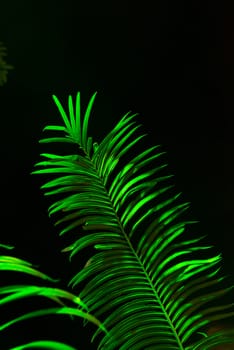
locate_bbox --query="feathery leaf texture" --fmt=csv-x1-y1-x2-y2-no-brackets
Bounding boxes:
0,245,106,349
32,92,234,349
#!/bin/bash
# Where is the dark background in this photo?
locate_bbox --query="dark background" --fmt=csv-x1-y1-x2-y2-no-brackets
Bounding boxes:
0,1,234,348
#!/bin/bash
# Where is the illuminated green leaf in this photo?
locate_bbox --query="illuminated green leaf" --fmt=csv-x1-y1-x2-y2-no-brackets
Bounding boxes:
31,92,234,349
10,340,77,350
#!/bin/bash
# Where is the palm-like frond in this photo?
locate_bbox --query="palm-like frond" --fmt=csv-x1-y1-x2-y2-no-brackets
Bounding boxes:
0,244,106,349
33,92,234,349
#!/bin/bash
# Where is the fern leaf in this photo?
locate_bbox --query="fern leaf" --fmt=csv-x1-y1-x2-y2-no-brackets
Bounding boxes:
33,92,234,350
0,247,107,348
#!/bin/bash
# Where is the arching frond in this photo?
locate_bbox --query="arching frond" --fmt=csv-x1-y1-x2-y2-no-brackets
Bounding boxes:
10,340,77,350
0,245,106,349
32,92,234,349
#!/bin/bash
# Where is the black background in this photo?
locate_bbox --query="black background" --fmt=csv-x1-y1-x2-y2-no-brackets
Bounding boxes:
0,1,234,348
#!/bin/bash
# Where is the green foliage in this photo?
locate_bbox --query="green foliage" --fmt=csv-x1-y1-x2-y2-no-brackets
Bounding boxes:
1,92,234,349
0,244,106,348
0,42,13,86
32,92,234,349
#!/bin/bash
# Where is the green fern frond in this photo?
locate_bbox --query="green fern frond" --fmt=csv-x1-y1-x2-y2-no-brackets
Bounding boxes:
32,92,234,349
41,91,97,156
0,248,107,348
